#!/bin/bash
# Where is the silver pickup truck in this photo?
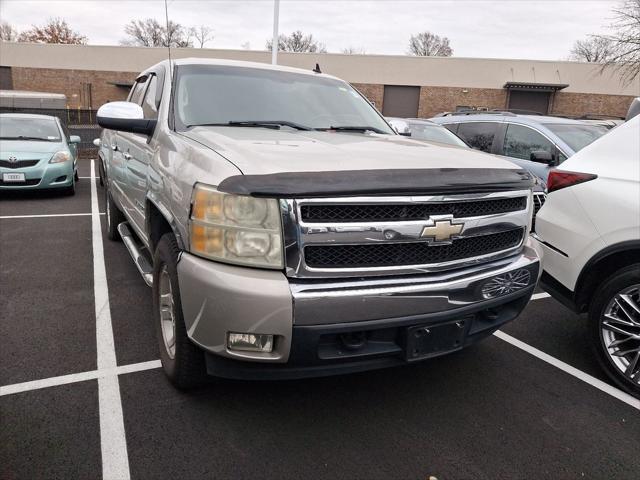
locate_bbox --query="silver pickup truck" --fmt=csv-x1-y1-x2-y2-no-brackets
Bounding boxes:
97,58,540,388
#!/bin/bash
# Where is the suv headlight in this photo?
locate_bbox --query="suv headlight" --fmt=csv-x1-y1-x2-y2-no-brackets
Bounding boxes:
189,184,283,269
49,151,71,163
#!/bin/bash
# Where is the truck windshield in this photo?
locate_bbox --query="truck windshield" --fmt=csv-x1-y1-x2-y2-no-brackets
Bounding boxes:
0,116,61,142
543,123,608,152
174,65,394,134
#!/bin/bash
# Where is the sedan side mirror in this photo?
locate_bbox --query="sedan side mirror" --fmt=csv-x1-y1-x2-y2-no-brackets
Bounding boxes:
97,101,156,136
69,135,82,144
530,150,557,166
93,138,101,147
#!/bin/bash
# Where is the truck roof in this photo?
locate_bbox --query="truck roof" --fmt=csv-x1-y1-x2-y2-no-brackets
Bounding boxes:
144,57,341,81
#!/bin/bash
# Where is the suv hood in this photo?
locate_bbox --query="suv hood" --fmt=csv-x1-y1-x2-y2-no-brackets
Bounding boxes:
182,127,520,174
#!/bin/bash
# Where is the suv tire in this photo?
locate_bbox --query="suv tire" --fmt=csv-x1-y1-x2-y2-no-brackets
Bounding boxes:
105,186,125,241
588,264,640,397
152,233,208,389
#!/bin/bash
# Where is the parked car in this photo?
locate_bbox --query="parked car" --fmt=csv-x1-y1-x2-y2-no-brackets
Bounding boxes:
97,58,540,388
0,113,79,195
532,115,640,397
430,112,609,181
386,117,469,148
387,116,547,230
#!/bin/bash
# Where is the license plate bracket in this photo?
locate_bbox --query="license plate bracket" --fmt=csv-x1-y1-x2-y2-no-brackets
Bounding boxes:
2,172,26,182
406,318,469,360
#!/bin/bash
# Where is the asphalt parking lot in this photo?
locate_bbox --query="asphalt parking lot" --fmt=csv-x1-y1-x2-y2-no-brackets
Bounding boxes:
1,158,639,480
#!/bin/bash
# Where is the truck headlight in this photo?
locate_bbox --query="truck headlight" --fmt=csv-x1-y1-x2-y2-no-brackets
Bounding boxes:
189,184,283,268
49,151,71,163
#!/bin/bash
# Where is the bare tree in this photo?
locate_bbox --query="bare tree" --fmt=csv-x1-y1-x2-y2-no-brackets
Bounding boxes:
341,46,366,55
190,25,213,48
266,30,326,53
0,21,18,41
122,18,193,48
18,18,87,44
598,0,640,85
569,37,615,62
408,31,453,56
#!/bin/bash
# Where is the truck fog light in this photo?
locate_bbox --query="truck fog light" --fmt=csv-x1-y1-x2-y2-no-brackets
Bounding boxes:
227,332,274,353
481,269,531,299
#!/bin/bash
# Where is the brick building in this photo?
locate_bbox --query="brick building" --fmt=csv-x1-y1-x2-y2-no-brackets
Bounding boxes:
0,42,638,118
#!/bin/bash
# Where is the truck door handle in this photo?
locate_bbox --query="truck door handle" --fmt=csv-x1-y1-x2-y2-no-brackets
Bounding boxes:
123,152,132,160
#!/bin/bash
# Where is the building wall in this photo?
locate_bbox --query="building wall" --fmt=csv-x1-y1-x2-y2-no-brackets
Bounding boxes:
551,91,636,118
11,67,136,108
2,42,638,96
417,86,508,118
352,83,384,111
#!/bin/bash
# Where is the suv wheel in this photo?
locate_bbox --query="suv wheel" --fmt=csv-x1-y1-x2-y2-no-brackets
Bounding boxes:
153,233,207,389
589,264,640,397
105,184,125,241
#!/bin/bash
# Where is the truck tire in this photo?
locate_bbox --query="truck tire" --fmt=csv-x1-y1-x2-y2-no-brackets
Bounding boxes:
153,233,208,389
588,264,640,397
105,186,125,241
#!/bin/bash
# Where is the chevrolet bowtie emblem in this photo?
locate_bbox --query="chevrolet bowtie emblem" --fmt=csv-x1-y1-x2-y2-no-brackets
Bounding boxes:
421,219,464,242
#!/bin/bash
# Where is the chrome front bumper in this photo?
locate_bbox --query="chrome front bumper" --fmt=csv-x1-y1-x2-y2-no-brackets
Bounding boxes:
177,243,539,369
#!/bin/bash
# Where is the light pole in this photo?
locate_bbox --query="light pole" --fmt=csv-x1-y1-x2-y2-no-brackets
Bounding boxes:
271,0,280,64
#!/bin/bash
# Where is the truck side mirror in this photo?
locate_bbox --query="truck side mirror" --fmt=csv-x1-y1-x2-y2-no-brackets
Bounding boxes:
97,101,156,136
530,150,557,166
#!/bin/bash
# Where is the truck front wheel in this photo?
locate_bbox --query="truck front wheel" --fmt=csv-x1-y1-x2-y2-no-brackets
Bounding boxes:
153,233,208,389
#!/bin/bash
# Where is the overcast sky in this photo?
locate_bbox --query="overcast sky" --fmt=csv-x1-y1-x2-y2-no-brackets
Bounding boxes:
0,0,620,60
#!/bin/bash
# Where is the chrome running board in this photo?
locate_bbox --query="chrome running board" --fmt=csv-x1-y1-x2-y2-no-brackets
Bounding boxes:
117,222,153,287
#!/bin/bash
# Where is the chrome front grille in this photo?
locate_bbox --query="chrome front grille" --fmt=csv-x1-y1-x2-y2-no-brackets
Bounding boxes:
300,196,527,223
304,228,524,268
531,192,546,232
281,190,532,278
0,159,40,169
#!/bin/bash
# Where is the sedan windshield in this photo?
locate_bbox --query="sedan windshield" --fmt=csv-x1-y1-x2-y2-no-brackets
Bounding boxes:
543,123,608,152
0,116,61,142
407,122,468,147
174,65,394,134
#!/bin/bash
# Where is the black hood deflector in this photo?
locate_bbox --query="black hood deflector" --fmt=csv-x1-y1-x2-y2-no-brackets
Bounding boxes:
217,168,534,198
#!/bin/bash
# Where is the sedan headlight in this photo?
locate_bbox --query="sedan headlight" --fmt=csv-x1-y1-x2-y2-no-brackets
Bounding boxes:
49,151,71,163
189,184,283,268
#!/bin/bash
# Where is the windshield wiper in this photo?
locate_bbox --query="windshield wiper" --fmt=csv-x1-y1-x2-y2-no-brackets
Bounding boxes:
186,120,311,131
0,135,56,141
315,125,388,135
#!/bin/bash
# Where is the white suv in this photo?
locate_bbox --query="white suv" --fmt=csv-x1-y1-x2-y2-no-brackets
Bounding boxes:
533,115,640,396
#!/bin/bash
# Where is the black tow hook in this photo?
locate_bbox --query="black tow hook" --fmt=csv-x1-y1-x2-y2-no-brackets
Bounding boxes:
339,331,367,351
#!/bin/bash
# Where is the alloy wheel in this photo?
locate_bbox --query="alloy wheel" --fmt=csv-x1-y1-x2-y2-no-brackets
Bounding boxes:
600,284,640,386
158,265,177,359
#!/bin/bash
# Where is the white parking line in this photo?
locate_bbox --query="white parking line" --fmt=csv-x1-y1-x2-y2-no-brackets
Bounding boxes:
494,330,640,410
90,159,131,480
0,360,161,397
0,212,105,219
531,292,551,300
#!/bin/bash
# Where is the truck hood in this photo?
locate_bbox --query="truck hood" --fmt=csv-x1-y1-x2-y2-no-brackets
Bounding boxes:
182,127,520,174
